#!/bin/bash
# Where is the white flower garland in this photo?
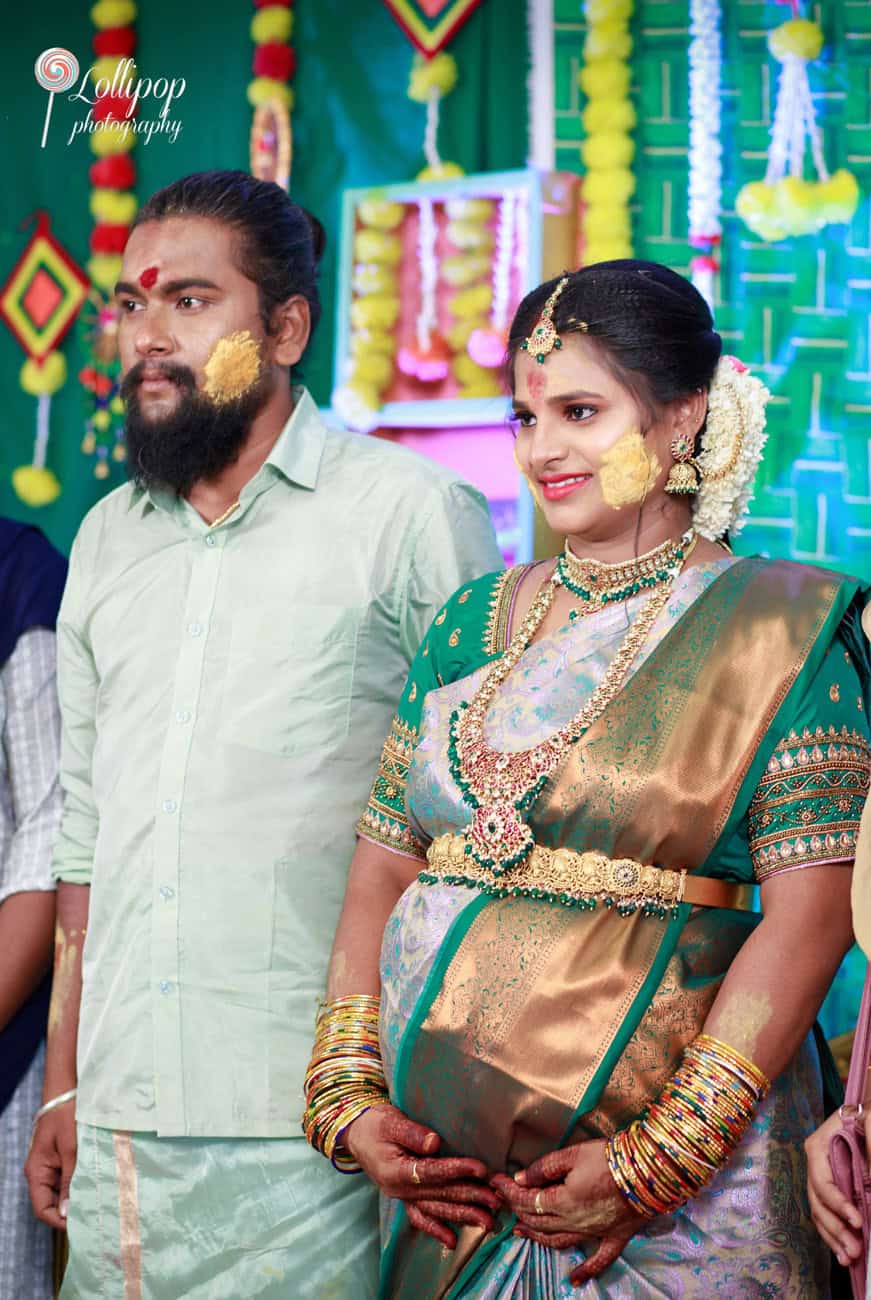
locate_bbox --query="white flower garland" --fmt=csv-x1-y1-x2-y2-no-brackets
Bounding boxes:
693,358,771,540
688,0,722,310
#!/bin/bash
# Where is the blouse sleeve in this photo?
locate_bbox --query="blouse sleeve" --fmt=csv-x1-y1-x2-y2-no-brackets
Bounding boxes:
356,569,510,860
748,634,870,883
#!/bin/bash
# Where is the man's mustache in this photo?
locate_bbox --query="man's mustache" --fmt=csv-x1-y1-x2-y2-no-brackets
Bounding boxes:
120,360,198,400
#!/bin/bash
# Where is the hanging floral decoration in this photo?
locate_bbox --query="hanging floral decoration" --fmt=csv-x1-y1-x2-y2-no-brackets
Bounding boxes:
0,213,90,506
443,196,501,398
687,0,722,310
578,0,636,266
407,51,463,181
736,15,859,242
398,198,450,382
332,199,404,433
80,0,139,480
468,192,517,373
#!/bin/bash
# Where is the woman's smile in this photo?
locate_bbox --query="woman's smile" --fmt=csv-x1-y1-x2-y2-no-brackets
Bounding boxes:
538,472,593,501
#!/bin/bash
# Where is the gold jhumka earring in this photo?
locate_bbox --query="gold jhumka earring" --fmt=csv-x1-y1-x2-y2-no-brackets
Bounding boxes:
521,276,586,364
664,430,701,495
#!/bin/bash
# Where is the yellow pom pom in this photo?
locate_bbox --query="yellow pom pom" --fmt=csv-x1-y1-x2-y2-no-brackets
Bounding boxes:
94,460,111,480
12,465,61,507
453,354,493,387
583,204,631,241
583,167,636,205
352,264,396,296
88,254,123,291
445,220,494,252
112,442,127,462
768,18,823,63
81,431,97,455
246,78,294,109
416,162,465,181
579,60,631,100
93,409,112,432
350,329,395,357
581,132,634,170
583,238,633,265
584,25,632,62
444,198,494,222
819,169,860,224
449,284,492,319
357,200,405,230
585,0,632,20
345,379,382,410
446,317,489,351
250,6,293,43
90,0,137,28
110,395,125,414
582,98,636,135
20,352,67,397
90,188,138,224
91,56,138,86
441,254,492,288
354,230,402,265
350,296,400,330
89,123,135,155
354,352,394,388
775,176,822,236
408,52,458,103
457,380,503,399
735,181,788,241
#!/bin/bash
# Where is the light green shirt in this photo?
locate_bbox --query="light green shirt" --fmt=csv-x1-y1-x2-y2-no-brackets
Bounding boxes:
52,389,503,1137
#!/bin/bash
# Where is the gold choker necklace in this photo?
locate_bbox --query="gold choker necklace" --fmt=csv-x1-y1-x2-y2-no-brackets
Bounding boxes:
557,529,695,612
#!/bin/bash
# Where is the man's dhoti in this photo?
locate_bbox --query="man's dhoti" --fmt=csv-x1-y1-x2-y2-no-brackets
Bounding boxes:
61,1124,378,1299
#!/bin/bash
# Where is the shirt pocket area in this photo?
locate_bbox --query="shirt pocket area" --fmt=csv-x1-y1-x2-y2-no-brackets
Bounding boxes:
218,604,360,756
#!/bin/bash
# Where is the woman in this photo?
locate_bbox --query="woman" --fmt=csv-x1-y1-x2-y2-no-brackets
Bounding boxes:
304,261,871,1298
0,519,66,1300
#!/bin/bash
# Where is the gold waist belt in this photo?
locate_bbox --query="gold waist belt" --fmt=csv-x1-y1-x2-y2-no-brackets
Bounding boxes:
422,834,756,917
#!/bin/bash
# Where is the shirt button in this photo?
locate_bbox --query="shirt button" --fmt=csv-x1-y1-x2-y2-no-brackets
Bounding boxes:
162,799,177,814
188,622,203,637
175,710,191,725
159,885,175,900
205,535,217,548
159,980,174,995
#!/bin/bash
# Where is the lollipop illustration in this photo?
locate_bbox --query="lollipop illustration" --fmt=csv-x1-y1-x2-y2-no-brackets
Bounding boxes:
35,47,79,149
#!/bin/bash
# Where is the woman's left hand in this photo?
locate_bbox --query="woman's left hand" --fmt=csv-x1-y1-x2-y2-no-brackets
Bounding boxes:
491,1141,647,1286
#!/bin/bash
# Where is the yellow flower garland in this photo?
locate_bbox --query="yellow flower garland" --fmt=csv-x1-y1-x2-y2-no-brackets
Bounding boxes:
578,0,636,266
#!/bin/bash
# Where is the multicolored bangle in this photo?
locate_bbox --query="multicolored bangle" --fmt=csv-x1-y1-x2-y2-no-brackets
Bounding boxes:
302,994,390,1174
606,1033,769,1219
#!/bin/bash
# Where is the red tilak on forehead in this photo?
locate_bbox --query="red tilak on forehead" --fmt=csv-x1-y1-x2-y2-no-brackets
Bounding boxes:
139,266,159,289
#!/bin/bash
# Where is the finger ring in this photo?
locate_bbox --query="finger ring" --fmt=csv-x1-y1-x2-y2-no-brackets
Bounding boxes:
411,1161,421,1185
534,1191,544,1216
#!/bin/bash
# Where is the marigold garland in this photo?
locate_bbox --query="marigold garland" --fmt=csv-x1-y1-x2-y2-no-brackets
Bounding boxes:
79,0,139,480
578,0,636,266
248,1,294,110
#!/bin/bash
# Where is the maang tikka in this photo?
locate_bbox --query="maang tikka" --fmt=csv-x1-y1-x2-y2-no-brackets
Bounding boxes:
521,276,586,364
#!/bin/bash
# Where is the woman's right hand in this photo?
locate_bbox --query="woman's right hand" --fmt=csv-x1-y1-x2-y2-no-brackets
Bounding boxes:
805,1109,865,1267
344,1104,502,1248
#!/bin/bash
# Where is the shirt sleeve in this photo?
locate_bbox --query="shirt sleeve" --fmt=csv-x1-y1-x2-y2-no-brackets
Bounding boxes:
51,537,99,886
0,628,62,901
398,479,504,664
748,634,870,883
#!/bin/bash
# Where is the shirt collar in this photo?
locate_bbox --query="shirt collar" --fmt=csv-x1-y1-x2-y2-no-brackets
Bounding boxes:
263,386,325,491
127,385,326,516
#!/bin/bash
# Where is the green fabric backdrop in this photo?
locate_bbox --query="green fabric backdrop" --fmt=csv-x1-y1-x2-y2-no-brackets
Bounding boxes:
0,0,528,553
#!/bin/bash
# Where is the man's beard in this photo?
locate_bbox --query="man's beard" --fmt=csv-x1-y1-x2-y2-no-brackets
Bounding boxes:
121,360,271,496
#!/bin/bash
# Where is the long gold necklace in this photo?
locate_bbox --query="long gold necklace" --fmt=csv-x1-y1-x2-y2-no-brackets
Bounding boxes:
447,531,697,876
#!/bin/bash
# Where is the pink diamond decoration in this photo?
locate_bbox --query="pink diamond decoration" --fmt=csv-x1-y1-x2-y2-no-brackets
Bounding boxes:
22,268,63,330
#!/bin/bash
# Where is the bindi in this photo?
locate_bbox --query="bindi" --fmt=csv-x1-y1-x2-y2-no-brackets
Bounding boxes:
527,370,547,400
139,266,159,289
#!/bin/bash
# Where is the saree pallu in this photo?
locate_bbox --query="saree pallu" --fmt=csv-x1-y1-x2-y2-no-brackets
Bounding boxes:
370,558,871,1299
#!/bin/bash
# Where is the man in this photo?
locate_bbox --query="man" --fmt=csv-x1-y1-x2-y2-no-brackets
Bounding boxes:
25,170,502,1297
